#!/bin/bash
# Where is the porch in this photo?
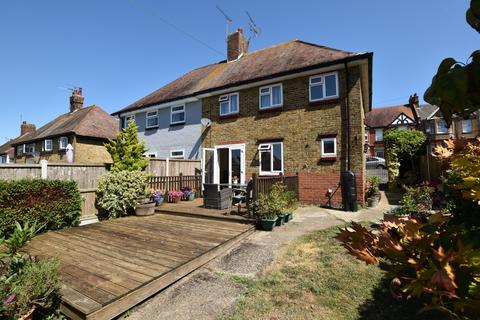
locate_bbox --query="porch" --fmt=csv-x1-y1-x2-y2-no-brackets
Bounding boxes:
23,212,255,320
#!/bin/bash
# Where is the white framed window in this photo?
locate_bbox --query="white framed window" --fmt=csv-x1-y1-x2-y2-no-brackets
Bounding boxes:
258,142,283,175
219,93,239,116
171,105,185,125
462,119,472,133
375,129,383,141
44,139,53,152
59,137,68,150
146,111,159,128
170,150,185,159
320,137,337,157
24,143,35,154
124,115,135,128
259,84,283,109
436,119,449,134
309,72,339,102
16,145,24,155
144,152,157,158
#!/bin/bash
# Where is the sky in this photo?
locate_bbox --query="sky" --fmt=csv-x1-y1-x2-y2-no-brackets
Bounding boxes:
0,0,477,143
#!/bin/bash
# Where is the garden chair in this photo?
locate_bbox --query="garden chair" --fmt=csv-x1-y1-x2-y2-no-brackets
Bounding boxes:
228,180,254,215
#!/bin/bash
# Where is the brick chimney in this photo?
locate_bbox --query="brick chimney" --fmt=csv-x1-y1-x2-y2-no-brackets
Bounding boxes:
70,88,84,113
227,28,248,62
408,93,419,108
20,121,36,136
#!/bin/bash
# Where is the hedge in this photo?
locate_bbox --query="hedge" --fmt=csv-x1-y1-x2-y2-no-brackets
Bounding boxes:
0,179,81,237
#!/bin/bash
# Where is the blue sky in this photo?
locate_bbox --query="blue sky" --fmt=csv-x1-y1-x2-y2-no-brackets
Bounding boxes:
0,0,477,143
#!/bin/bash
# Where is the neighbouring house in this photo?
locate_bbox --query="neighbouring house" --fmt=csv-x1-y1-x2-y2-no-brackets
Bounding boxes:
0,121,37,164
364,94,419,158
113,28,373,207
11,89,118,164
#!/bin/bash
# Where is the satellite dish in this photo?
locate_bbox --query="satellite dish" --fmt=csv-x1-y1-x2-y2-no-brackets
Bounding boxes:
201,118,212,127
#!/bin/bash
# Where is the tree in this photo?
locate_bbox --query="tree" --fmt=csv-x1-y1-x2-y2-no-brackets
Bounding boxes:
104,121,149,172
424,0,480,125
384,129,426,186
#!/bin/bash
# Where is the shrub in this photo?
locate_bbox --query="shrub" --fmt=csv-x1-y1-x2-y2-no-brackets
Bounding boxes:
400,184,434,214
365,176,381,199
96,171,149,218
257,183,288,219
0,179,81,237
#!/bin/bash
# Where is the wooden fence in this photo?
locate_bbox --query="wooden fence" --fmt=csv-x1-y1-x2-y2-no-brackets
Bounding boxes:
252,173,300,201
148,158,201,176
149,174,202,196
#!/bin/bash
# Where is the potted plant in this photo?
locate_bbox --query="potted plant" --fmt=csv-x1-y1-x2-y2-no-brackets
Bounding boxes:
135,186,155,216
167,190,183,203
152,190,164,206
365,176,381,208
256,193,278,231
280,188,298,223
181,186,195,201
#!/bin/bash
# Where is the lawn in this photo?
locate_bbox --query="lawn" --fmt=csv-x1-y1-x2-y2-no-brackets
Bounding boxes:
223,224,423,320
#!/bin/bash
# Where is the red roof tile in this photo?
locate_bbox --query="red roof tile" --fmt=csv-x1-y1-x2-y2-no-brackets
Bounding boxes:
365,105,416,128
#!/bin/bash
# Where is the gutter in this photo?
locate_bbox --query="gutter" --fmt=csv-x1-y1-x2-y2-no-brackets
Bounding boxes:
112,52,374,116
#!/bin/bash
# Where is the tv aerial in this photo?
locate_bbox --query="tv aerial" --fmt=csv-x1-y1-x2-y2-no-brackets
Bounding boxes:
216,5,233,41
246,11,261,41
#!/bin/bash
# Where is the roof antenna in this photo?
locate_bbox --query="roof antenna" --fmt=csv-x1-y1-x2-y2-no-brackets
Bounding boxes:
245,11,260,42
216,5,233,42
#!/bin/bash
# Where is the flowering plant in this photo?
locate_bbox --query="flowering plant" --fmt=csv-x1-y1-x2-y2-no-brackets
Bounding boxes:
151,191,164,202
180,186,193,197
167,191,183,199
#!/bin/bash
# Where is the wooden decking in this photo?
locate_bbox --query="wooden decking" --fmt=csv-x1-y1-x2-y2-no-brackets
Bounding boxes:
24,212,255,320
157,198,255,223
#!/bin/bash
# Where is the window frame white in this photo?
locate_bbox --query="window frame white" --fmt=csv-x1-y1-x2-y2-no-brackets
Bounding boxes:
170,105,186,125
124,115,135,128
375,129,383,142
24,143,35,155
258,142,284,175
144,152,157,158
320,137,337,158
146,110,159,129
219,92,239,116
44,139,53,152
259,83,283,110
16,145,24,156
309,72,339,102
462,119,473,133
436,118,449,134
170,149,185,159
59,136,68,150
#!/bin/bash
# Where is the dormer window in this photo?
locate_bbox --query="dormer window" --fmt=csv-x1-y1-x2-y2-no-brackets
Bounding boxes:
219,93,239,116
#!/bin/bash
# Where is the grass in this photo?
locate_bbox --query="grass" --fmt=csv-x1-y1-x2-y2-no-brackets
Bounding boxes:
222,225,422,320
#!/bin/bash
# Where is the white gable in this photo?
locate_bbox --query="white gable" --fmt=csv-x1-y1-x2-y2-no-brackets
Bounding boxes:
391,113,415,125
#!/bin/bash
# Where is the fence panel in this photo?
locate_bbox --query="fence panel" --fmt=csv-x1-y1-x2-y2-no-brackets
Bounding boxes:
149,175,202,196
252,173,299,201
147,158,200,176
0,164,42,179
366,162,388,184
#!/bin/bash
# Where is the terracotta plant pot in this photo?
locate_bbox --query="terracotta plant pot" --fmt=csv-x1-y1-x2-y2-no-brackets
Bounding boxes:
171,197,181,203
135,201,155,216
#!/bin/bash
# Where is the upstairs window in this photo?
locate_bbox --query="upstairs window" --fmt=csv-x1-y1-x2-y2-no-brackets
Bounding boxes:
309,72,339,102
44,139,53,152
124,115,135,128
258,142,283,175
16,145,23,156
375,129,383,141
146,111,159,128
59,137,68,150
24,143,35,154
170,150,185,159
436,119,449,134
259,84,283,109
171,105,185,125
462,119,472,133
320,137,337,157
219,93,239,116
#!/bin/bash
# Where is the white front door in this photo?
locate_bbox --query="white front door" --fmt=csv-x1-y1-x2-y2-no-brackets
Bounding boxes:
202,148,217,186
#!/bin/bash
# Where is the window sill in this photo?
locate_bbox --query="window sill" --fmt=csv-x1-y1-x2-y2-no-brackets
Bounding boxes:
219,113,239,120
309,98,340,107
170,122,185,127
258,106,283,114
319,157,337,162
259,172,283,177
145,126,159,130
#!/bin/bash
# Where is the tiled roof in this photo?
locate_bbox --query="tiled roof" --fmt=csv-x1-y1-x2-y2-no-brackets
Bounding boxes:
415,104,438,120
114,40,369,114
365,105,416,128
12,105,119,146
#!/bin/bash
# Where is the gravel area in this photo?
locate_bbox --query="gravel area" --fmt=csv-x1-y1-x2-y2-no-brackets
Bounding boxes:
119,194,391,320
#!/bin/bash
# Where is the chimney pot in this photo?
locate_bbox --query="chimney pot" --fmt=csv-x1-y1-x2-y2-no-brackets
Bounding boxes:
70,88,84,113
409,93,419,107
227,28,248,62
20,122,36,136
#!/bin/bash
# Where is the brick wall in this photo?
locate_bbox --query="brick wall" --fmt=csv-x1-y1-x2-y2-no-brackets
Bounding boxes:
202,66,366,207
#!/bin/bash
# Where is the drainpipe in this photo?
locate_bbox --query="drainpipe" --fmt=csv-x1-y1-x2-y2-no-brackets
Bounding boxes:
344,62,351,171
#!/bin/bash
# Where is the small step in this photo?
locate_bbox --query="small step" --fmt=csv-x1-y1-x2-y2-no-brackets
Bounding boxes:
155,208,255,225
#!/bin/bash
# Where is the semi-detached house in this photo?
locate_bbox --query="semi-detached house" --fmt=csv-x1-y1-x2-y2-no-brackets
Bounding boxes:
113,28,373,207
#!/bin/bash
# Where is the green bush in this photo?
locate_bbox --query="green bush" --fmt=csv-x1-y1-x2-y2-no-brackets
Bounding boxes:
365,176,381,199
400,184,434,214
96,170,149,218
0,179,81,237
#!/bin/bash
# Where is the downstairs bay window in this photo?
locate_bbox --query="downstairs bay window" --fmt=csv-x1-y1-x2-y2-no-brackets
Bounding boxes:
258,142,283,175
